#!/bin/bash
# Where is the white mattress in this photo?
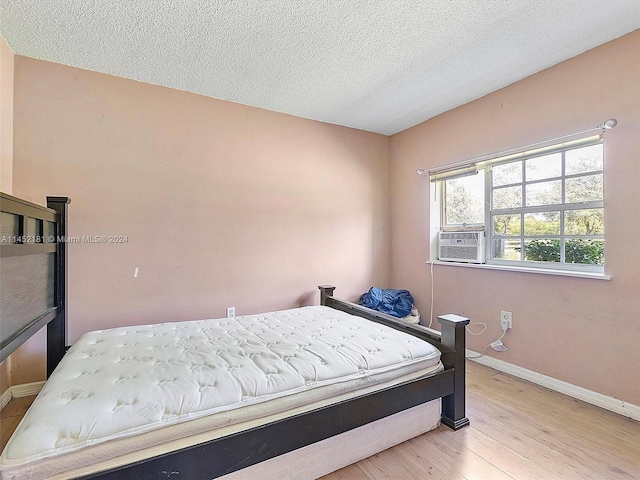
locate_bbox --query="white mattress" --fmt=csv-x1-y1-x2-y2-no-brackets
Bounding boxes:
0,306,442,480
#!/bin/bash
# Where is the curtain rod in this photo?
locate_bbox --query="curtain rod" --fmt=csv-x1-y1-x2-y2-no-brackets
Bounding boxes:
416,118,617,176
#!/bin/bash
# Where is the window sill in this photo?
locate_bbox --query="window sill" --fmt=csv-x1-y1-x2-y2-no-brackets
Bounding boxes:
426,260,612,280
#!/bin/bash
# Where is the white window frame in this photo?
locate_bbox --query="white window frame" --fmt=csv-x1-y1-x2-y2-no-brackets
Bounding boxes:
430,133,607,276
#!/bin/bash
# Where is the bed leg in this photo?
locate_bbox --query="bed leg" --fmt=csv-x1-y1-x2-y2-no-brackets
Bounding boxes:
438,314,470,430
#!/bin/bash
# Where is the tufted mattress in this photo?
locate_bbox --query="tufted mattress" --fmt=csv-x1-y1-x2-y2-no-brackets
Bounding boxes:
0,306,442,480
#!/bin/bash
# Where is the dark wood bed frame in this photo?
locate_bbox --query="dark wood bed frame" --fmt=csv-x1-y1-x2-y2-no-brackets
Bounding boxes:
0,192,469,480
0,193,70,372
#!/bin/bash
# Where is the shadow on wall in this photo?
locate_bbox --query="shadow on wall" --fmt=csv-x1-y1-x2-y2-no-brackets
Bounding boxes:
296,291,316,308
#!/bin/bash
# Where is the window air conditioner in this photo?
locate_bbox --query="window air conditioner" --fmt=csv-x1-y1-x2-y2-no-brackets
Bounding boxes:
438,231,486,264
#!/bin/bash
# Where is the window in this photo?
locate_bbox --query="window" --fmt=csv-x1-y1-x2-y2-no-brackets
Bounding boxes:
435,136,605,274
443,173,484,226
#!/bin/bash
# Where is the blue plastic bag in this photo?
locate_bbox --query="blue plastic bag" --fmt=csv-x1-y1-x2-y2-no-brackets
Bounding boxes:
358,287,414,318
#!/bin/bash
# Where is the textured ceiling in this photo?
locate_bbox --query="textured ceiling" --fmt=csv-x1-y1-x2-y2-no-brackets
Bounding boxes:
1,1,639,135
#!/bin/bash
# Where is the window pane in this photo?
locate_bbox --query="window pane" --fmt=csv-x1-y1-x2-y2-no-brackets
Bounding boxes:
523,239,560,262
526,180,562,206
526,153,561,181
493,238,521,260
565,208,604,235
492,162,522,187
493,186,521,210
565,239,604,265
493,214,521,236
444,173,484,225
524,211,560,235
566,144,603,175
565,174,603,203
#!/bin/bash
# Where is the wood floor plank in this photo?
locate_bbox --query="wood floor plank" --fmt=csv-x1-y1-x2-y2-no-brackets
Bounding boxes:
465,406,605,480
404,427,514,480
1,396,37,452
436,424,562,480
0,416,21,452
467,388,640,479
468,371,640,460
356,450,422,480
387,437,466,480
324,359,640,479
318,463,370,480
0,395,35,419
468,366,639,439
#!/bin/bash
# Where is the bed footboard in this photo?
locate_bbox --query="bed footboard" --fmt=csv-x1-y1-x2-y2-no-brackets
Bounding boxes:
319,285,470,430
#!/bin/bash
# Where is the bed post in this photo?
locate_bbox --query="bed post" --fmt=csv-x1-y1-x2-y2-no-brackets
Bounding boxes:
318,285,336,306
46,196,71,377
438,313,470,430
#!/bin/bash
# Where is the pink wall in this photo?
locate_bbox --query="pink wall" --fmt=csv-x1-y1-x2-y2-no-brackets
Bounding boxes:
0,36,14,393
0,37,12,194
390,31,640,405
9,57,390,384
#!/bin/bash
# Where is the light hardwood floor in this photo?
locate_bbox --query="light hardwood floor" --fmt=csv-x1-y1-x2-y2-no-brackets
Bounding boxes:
0,395,36,453
1,362,639,479
320,361,640,480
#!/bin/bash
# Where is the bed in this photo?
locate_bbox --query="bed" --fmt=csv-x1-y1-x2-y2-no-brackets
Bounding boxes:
0,192,469,480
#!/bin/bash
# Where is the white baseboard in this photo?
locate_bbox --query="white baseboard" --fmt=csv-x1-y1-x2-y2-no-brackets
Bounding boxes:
467,350,640,422
0,381,45,411
11,381,45,398
0,388,11,411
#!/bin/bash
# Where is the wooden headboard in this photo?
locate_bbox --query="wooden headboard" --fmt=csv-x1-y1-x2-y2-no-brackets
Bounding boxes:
0,193,70,377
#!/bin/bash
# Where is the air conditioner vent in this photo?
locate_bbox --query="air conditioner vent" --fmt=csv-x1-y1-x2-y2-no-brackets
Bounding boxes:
438,231,485,263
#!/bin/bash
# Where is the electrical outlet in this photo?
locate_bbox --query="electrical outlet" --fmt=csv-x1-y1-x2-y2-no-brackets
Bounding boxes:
501,310,512,330
226,307,235,318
